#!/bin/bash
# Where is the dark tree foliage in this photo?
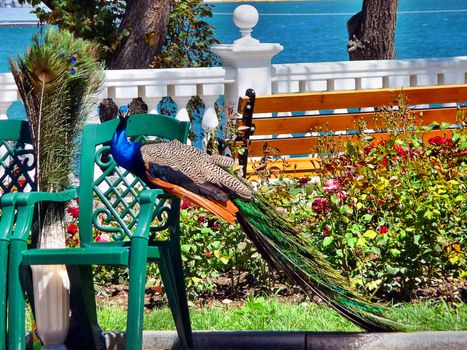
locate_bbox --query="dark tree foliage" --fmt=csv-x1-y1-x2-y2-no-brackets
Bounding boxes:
151,0,220,68
22,0,219,69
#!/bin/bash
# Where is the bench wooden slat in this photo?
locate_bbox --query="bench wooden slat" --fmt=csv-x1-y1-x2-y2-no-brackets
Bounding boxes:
245,129,455,157
246,107,461,135
238,84,467,114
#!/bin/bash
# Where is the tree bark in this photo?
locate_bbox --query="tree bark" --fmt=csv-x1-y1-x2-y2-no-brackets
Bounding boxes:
107,0,174,69
347,0,398,60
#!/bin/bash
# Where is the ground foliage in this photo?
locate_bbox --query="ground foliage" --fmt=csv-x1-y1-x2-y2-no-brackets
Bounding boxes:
91,102,466,305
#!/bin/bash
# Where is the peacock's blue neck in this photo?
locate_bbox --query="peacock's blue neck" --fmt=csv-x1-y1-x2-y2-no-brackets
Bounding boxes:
110,118,145,179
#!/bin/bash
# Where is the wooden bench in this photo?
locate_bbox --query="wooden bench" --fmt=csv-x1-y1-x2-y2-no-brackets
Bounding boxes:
236,84,467,178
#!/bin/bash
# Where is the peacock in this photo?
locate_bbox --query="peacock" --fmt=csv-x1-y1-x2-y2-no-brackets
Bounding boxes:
110,99,407,332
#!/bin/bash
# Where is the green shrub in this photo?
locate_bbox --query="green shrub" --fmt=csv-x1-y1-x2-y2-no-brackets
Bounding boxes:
256,105,466,300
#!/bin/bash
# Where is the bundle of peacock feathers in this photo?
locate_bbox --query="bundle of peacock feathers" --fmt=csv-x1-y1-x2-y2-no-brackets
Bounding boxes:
110,101,411,332
9,28,103,247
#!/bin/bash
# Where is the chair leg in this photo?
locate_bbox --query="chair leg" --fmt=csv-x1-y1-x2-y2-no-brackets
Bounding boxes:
65,265,103,350
126,237,149,350
7,239,27,350
0,240,9,350
159,246,193,350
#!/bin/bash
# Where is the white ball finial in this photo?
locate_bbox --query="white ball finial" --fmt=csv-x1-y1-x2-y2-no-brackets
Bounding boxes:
233,5,259,39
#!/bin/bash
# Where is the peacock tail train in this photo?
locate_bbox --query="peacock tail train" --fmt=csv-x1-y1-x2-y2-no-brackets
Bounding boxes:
233,195,407,332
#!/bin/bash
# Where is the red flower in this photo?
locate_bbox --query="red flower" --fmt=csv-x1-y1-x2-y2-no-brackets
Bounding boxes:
381,157,388,167
312,198,331,214
409,148,421,158
181,200,192,209
208,219,221,231
428,136,445,146
152,285,163,293
197,215,206,223
67,206,79,219
364,145,374,155
393,145,406,158
298,177,309,184
379,226,388,234
322,226,329,237
205,251,213,258
444,138,453,148
67,223,78,235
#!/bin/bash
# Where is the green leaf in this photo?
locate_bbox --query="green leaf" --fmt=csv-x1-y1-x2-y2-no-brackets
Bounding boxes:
362,214,373,222
414,234,421,245
339,205,353,215
390,249,401,257
180,244,191,253
330,195,340,205
364,230,377,239
323,236,334,247
439,122,451,130
220,256,231,264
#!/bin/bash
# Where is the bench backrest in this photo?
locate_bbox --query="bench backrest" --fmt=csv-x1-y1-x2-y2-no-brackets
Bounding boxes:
237,84,467,177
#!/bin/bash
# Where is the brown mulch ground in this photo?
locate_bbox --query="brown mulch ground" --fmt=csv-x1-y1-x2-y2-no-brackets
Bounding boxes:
95,275,466,310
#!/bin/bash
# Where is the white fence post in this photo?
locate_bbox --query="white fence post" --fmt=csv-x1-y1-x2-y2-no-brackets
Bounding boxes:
211,4,283,109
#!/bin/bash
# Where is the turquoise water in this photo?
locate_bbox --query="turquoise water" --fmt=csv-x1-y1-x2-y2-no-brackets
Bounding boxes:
0,0,466,72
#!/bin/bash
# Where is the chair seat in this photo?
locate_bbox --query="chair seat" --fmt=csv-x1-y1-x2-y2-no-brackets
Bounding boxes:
21,244,162,266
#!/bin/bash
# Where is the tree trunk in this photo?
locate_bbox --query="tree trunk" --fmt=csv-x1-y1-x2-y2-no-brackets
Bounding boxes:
107,0,174,69
347,0,398,60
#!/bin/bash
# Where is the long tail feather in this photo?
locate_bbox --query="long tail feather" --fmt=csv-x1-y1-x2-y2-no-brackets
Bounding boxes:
234,195,409,332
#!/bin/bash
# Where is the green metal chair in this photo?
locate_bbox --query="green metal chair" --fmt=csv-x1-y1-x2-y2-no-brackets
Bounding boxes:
0,120,36,350
7,114,193,350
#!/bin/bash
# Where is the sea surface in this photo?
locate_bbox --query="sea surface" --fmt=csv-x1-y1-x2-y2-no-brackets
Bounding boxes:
0,0,466,72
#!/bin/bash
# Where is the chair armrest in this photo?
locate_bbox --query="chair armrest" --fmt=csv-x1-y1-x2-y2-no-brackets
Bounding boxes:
132,188,165,239
15,188,78,207
11,188,79,242
0,193,18,241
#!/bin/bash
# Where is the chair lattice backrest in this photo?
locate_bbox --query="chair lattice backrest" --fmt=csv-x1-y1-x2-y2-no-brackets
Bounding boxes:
0,120,36,195
77,114,190,245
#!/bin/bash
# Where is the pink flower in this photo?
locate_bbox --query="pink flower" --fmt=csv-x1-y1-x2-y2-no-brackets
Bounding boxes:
322,226,329,237
336,191,347,201
323,179,340,192
95,233,110,242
